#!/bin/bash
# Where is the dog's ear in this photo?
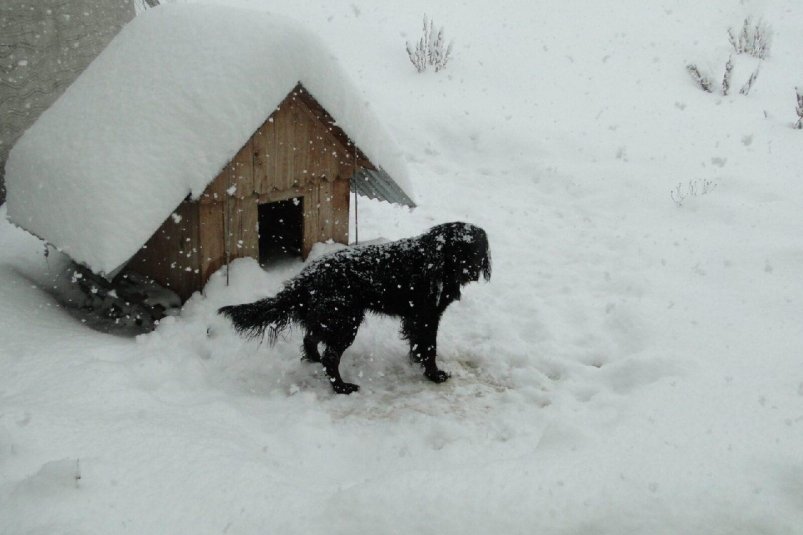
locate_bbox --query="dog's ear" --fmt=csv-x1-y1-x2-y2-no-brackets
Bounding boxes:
477,229,491,282
481,241,492,282
456,224,491,284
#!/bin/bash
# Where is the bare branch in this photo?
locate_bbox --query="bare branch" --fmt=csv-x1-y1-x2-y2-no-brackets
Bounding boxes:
687,64,713,93
739,65,760,95
406,15,454,73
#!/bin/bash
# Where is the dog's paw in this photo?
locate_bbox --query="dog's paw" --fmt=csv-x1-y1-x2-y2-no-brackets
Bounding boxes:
425,369,450,384
332,382,360,395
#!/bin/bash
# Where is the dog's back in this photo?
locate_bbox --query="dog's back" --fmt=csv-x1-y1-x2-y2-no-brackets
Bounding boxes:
290,238,424,314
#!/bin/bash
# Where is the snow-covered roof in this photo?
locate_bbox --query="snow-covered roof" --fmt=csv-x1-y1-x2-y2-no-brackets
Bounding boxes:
5,4,413,276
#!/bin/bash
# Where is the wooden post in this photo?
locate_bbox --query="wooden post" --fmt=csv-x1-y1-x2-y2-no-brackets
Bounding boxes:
224,163,231,285
352,143,359,245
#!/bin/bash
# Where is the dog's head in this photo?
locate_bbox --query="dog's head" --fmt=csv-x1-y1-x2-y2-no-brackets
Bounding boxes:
427,222,491,285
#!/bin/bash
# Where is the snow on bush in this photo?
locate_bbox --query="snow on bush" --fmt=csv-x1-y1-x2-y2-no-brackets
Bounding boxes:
688,57,760,96
687,17,768,96
721,56,734,95
795,87,803,129
406,15,453,73
670,179,718,207
738,64,760,95
727,17,772,59
687,64,714,93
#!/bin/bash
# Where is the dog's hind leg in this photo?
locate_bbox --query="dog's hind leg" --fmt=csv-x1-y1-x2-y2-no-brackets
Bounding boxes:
310,309,364,394
320,343,360,395
301,331,322,362
403,315,450,384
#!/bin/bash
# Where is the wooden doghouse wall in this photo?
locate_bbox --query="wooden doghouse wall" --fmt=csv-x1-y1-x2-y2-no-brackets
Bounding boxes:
124,200,202,300
125,86,360,301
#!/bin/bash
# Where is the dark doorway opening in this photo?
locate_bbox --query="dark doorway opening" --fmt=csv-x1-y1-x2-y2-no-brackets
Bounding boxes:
258,197,303,264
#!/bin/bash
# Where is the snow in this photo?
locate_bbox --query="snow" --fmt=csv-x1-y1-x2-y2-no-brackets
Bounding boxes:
2,0,803,533
4,3,413,276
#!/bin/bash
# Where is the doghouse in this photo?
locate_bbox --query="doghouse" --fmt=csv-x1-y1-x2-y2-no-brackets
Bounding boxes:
5,5,414,302
124,82,414,300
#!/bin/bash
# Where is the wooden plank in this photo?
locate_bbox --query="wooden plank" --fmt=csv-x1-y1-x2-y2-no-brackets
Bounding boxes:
276,103,295,192
231,138,253,198
254,116,279,195
301,187,319,258
269,112,280,192
293,99,311,189
309,129,324,178
338,153,356,181
202,137,255,203
273,104,287,191
201,165,229,204
123,201,200,301
256,186,304,204
257,114,280,195
332,177,350,244
252,123,267,195
317,181,334,242
198,201,225,285
322,129,344,181
173,202,201,299
229,194,259,260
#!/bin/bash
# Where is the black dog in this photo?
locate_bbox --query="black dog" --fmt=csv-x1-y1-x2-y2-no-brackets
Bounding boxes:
219,222,491,394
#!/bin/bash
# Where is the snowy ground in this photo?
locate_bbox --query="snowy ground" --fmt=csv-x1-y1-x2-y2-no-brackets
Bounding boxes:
2,1,803,533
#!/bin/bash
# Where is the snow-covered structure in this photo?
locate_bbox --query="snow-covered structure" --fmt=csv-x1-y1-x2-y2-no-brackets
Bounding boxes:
5,4,414,301
0,0,135,205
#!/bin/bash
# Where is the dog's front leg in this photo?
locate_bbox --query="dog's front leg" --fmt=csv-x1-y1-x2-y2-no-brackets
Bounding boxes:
405,315,449,384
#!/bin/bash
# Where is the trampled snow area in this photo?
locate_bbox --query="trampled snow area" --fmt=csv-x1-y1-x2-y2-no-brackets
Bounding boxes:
2,1,802,533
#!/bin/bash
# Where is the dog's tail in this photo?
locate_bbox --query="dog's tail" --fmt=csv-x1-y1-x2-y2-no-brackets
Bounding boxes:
218,287,299,343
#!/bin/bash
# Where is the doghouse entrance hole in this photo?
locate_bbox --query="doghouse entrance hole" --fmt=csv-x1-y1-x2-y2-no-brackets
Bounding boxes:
258,197,303,264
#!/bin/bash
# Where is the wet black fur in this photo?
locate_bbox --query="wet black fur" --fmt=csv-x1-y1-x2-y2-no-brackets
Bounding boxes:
218,222,491,394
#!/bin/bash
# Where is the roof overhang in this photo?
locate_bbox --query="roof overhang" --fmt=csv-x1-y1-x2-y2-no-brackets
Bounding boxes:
351,168,415,208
